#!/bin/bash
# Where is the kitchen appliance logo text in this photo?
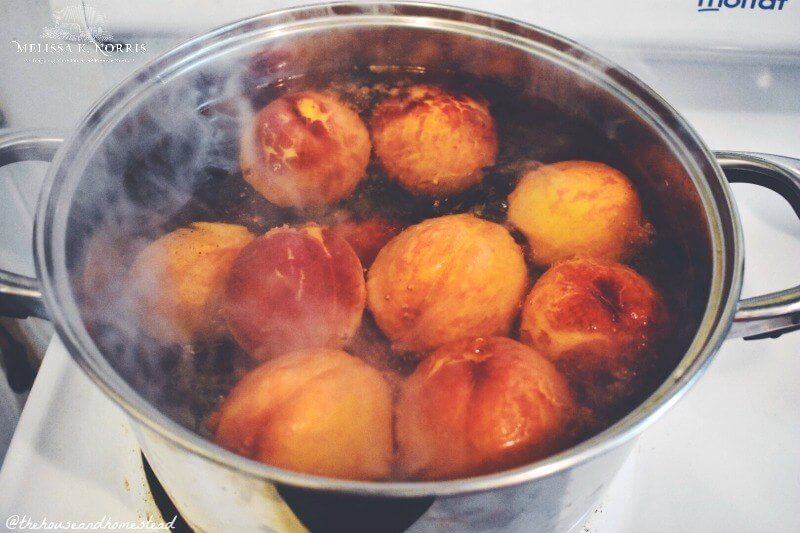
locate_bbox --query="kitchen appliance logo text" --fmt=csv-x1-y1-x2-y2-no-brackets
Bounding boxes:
698,0,789,11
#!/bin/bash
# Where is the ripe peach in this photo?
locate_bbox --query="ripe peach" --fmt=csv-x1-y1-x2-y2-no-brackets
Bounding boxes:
223,224,366,360
370,85,498,197
125,222,254,344
519,258,668,409
396,337,577,480
507,161,652,267
240,91,371,208
367,214,528,353
329,216,403,267
81,227,147,315
210,348,393,480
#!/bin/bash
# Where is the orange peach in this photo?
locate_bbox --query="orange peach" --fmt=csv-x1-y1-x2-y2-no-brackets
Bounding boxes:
210,348,393,480
329,216,403,267
507,161,652,267
81,227,146,315
519,258,668,409
223,224,365,360
396,337,577,480
370,85,498,197
367,214,528,353
125,222,254,344
240,91,371,208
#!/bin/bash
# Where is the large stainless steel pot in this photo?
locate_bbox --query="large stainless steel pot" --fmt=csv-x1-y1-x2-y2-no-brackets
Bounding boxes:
1,3,799,532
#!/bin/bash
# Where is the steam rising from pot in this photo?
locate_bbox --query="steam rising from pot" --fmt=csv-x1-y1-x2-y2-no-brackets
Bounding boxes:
63,20,708,441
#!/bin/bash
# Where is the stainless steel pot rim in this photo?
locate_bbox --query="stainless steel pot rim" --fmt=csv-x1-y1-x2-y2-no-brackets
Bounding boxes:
34,2,743,497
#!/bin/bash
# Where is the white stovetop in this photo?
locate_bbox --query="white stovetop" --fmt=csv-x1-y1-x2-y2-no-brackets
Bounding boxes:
1,1,799,531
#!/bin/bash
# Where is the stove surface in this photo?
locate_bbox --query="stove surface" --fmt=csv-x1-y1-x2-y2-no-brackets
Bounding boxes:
0,1,798,531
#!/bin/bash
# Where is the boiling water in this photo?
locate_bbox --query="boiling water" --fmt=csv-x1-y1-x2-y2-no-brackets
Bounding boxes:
80,68,693,445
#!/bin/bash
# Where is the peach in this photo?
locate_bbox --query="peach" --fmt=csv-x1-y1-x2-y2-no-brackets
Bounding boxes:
370,85,498,197
81,227,146,315
507,161,652,267
223,224,366,360
519,258,668,409
396,337,577,480
125,222,254,344
329,216,403,267
240,91,371,208
210,348,393,480
367,214,528,353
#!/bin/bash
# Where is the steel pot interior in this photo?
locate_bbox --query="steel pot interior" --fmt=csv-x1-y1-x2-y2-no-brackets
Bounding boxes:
35,2,742,496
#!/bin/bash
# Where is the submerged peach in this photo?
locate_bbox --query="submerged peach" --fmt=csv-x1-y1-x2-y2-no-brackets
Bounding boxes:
329,216,403,267
210,348,393,480
370,85,498,197
223,224,365,360
519,258,668,410
507,161,652,267
367,214,528,353
125,222,254,344
81,226,147,316
240,91,371,208
396,337,577,480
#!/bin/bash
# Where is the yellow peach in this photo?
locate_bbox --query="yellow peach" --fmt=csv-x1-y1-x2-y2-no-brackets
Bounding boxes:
507,161,651,267
126,222,254,344
370,85,498,197
210,348,393,480
367,214,528,353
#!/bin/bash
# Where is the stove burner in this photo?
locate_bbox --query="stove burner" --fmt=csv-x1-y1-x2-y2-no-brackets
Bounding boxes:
275,484,434,533
0,325,37,394
139,453,434,532
141,454,191,532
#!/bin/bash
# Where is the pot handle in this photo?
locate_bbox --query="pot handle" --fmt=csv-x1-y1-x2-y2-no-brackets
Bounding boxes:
0,130,64,320
716,151,800,340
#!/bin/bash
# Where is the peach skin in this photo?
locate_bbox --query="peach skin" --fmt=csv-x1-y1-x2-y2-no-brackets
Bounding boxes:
396,337,577,480
367,214,528,353
520,258,668,410
240,91,371,209
126,222,254,345
371,85,498,197
223,224,365,360
210,348,393,480
507,160,652,267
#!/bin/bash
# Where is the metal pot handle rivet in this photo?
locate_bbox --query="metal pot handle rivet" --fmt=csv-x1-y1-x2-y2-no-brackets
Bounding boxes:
0,130,64,320
716,151,800,340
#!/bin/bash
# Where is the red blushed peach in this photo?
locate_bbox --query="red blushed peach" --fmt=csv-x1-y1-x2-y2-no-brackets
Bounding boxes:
396,337,577,480
519,258,668,410
240,91,371,208
370,85,498,197
223,224,366,360
367,214,528,353
209,349,393,480
125,222,254,345
507,161,652,267
329,216,403,267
